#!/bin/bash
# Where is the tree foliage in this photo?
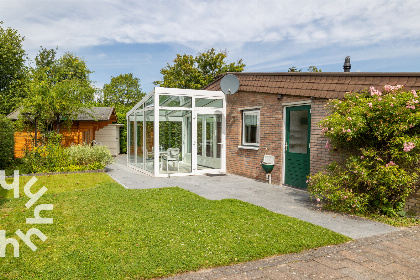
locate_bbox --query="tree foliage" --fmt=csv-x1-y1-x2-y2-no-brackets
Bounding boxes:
35,47,57,69
288,66,322,72
288,66,302,72
0,22,28,115
154,48,245,89
101,73,145,154
308,86,420,216
0,114,15,168
19,49,96,134
307,66,322,72
102,73,144,107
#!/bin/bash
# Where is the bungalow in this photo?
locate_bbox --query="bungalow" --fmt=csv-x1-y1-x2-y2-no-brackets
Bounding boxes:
7,107,122,157
126,72,420,214
203,72,420,187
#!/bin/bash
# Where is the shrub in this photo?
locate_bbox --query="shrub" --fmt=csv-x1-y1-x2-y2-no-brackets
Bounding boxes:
66,144,114,169
21,133,114,173
309,86,420,217
0,114,15,169
22,132,70,173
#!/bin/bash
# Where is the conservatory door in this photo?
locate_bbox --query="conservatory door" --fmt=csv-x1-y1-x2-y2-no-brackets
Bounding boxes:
196,113,222,170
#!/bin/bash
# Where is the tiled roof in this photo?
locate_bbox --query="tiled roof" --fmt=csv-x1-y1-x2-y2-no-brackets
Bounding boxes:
204,72,420,99
7,107,116,121
76,107,115,121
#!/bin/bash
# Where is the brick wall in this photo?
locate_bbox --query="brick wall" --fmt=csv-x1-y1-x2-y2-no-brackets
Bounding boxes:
226,92,338,185
226,91,282,183
404,187,420,217
309,98,343,174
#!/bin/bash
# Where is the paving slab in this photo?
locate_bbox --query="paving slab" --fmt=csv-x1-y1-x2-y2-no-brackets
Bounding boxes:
106,155,399,239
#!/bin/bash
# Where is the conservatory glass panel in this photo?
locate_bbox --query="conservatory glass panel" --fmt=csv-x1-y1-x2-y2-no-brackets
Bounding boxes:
197,113,222,169
145,95,154,108
159,95,192,108
195,98,223,108
145,110,154,173
159,109,192,174
136,111,144,169
197,117,203,157
128,114,135,165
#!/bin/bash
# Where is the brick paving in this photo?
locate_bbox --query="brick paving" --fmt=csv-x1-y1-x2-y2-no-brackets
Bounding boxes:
163,226,420,280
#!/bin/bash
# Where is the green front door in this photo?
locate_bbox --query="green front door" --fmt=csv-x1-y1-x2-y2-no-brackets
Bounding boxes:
284,105,311,188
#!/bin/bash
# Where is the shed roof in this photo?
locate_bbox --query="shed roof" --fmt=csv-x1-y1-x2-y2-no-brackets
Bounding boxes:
7,107,116,121
76,107,116,121
203,72,420,99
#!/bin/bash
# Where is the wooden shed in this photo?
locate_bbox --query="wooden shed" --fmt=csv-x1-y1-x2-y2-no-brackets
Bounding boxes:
7,107,118,157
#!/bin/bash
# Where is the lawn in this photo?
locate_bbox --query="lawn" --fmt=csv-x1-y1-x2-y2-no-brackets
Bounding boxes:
1,173,351,279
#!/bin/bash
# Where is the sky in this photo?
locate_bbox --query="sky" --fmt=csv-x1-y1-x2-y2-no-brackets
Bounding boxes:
1,0,420,94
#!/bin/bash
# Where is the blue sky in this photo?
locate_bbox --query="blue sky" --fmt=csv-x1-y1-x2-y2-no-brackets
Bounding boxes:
1,0,420,94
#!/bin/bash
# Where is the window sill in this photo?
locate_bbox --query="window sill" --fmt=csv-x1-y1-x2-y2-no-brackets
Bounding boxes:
238,145,259,150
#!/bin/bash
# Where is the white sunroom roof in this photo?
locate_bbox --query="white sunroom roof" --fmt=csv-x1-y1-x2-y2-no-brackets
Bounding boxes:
126,87,225,117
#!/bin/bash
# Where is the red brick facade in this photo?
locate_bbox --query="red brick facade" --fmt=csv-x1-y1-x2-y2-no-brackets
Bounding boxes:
225,91,339,185
205,72,420,214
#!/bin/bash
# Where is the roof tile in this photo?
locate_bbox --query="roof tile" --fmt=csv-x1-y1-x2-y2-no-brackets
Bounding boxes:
204,72,420,99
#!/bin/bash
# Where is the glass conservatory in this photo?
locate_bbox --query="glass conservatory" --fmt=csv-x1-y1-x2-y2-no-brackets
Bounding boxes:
126,87,226,177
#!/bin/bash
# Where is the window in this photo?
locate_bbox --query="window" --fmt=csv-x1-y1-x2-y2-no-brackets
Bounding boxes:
83,130,91,144
242,110,260,146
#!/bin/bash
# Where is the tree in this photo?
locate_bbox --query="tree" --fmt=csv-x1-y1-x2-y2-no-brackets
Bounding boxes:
307,66,322,72
35,47,57,69
288,66,322,72
101,73,145,154
154,48,245,89
288,66,302,72
0,22,28,115
19,49,96,135
0,114,14,168
102,73,144,107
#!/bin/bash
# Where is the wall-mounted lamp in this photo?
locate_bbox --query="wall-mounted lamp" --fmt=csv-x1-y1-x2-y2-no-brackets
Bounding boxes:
277,94,283,100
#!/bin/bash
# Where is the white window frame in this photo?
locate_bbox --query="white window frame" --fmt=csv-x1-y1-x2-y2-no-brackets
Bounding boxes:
242,109,260,146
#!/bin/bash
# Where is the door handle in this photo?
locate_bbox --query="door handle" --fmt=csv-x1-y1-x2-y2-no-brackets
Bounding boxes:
285,142,288,150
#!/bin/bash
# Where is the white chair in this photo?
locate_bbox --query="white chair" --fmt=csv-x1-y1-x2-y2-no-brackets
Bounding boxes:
162,148,180,172
146,147,154,158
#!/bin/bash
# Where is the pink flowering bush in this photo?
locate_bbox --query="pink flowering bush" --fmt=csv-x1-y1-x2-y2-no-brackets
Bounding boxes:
308,85,420,216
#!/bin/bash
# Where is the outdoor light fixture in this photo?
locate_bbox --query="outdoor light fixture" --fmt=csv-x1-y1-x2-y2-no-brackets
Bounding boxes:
277,94,283,100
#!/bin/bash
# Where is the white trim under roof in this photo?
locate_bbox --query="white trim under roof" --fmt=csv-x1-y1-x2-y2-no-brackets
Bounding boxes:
281,100,312,107
238,106,262,111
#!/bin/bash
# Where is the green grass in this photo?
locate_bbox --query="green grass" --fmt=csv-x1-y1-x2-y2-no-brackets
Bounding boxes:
1,173,351,279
